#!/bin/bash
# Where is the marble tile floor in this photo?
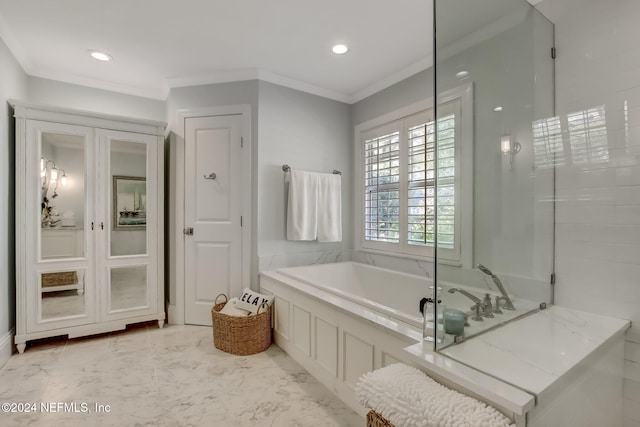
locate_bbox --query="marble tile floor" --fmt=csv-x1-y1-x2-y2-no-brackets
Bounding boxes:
0,324,363,426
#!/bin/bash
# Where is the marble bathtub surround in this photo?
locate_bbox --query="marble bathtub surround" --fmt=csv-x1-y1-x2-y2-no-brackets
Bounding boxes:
0,324,362,426
257,249,433,280
440,305,630,395
262,266,630,425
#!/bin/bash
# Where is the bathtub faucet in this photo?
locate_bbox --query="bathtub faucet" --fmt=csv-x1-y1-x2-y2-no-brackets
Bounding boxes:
476,264,515,310
447,288,484,321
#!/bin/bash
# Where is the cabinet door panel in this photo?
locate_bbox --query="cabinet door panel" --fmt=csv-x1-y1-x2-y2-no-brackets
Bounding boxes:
109,265,147,311
40,269,86,320
98,129,158,321
26,121,96,332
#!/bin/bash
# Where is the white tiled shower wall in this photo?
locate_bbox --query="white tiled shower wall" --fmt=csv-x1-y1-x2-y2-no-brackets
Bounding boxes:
540,0,640,425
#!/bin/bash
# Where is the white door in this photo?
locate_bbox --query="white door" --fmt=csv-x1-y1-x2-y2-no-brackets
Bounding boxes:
184,115,244,325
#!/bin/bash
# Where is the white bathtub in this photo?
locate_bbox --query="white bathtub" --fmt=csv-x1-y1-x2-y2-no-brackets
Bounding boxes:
275,262,428,329
259,261,535,422
265,261,538,348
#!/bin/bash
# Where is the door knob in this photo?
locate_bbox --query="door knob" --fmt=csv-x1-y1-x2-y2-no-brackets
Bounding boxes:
204,172,217,180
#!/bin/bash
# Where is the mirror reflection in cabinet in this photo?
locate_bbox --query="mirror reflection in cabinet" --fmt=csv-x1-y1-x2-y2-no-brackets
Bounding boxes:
40,269,86,320
110,266,148,311
39,131,86,260
110,139,147,257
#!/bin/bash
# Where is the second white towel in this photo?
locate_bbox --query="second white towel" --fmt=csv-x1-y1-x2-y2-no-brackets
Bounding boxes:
317,173,342,242
286,170,341,242
287,170,318,241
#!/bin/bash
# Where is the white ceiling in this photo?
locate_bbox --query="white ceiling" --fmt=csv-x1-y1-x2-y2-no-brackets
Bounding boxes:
0,1,553,104
0,0,433,103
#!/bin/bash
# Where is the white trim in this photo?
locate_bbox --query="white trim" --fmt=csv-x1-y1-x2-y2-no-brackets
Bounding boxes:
353,83,473,267
0,328,15,369
10,100,166,133
173,105,252,325
167,304,178,325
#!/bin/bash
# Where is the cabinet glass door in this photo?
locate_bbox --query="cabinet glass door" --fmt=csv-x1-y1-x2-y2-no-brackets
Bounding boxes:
40,131,86,258
27,122,96,331
100,130,158,320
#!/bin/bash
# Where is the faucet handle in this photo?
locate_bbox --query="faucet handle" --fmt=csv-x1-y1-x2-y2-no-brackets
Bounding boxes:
481,293,494,318
494,296,504,314
469,304,484,322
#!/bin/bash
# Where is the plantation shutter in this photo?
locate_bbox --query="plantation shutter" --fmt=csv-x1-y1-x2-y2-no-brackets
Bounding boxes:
364,128,401,243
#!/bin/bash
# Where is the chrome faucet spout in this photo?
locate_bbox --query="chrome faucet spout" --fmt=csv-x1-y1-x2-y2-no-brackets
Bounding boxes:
475,264,515,310
448,288,481,304
448,288,483,321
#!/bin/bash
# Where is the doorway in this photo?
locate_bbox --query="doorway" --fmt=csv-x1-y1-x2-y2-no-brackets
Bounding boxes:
171,106,252,325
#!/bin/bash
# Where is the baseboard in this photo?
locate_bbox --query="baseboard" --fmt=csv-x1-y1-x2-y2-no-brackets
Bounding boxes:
0,328,15,369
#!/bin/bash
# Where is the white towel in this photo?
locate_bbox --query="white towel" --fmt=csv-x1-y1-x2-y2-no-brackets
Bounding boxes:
317,173,342,242
219,297,251,317
287,170,318,240
235,288,273,314
355,363,515,427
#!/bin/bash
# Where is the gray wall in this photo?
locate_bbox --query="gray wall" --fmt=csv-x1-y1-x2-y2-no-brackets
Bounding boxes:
0,36,28,365
257,81,352,270
352,69,434,126
165,80,352,302
28,77,165,122
165,80,260,303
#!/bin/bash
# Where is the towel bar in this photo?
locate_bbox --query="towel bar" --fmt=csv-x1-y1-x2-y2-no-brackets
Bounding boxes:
282,164,341,175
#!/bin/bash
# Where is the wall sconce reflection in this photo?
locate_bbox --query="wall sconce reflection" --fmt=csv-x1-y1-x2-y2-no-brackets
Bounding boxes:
40,157,69,228
500,134,521,164
40,158,68,193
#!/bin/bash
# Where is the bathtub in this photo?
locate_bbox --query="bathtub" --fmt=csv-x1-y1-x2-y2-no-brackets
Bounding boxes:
267,261,535,340
259,261,530,418
274,261,427,329
260,262,619,427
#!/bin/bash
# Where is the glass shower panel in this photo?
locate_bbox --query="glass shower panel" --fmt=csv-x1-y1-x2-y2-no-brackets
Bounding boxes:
433,0,555,350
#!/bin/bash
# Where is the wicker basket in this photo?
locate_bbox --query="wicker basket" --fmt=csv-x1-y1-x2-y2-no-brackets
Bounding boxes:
42,271,78,287
366,410,395,427
211,294,272,355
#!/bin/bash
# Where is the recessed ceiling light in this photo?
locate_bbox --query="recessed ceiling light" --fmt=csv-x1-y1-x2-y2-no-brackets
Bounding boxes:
88,50,112,62
332,44,349,55
494,106,503,112
456,70,469,79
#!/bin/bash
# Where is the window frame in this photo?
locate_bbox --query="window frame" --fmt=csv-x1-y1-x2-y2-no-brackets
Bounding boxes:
354,83,473,267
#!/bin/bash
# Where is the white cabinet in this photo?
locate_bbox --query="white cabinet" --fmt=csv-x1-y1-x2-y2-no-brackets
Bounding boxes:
41,228,84,259
12,102,166,353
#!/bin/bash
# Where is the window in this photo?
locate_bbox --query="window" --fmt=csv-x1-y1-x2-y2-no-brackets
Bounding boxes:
355,84,472,265
364,129,401,243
